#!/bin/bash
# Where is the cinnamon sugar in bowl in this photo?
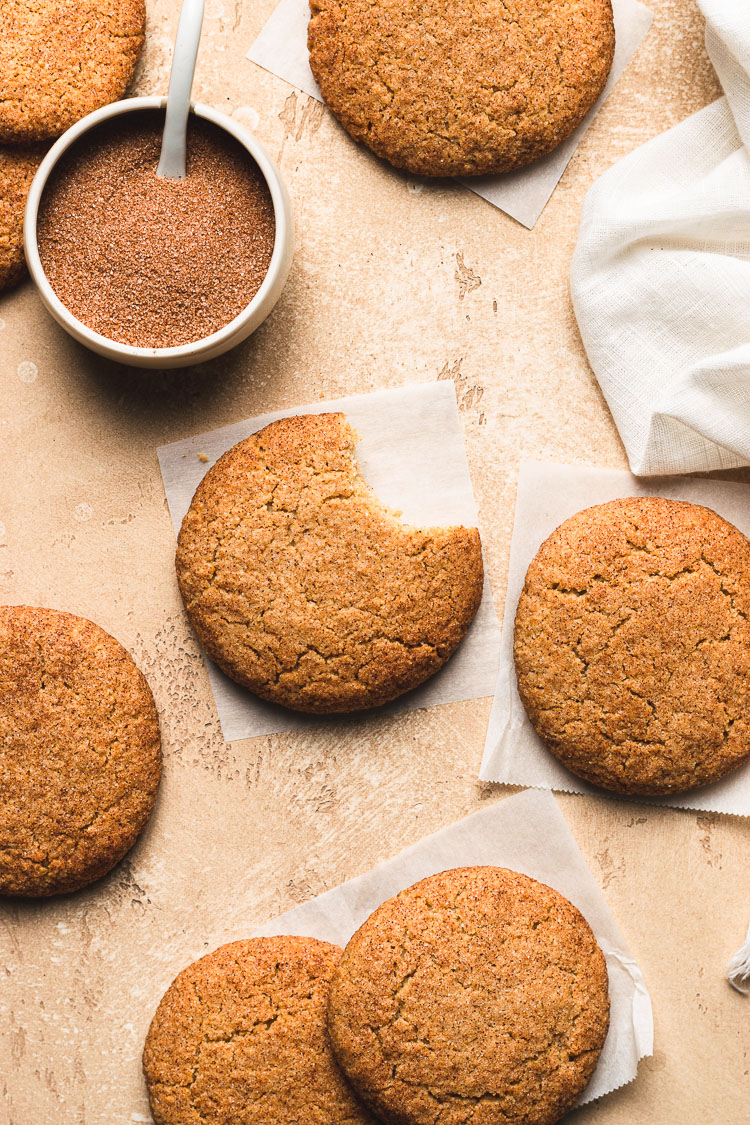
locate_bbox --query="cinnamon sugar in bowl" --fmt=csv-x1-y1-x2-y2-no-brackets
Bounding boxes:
24,97,293,369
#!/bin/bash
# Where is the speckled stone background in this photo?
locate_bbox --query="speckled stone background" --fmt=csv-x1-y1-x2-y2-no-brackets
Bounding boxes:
1,1,748,1122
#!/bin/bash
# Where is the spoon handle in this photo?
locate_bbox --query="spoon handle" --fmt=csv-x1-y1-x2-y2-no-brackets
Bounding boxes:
157,0,205,180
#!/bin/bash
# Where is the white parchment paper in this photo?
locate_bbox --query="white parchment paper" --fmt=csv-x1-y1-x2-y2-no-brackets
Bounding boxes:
157,381,500,741
246,0,653,229
254,788,654,1107
480,461,750,816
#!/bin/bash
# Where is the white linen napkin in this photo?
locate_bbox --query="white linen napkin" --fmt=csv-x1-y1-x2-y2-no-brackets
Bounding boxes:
571,0,750,476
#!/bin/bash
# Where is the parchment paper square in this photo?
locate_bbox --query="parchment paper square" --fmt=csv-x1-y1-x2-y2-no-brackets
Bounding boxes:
246,0,653,229
157,380,500,741
254,787,654,1106
480,460,750,815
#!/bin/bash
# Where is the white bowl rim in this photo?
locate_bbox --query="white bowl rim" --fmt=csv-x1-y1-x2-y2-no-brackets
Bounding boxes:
24,95,290,360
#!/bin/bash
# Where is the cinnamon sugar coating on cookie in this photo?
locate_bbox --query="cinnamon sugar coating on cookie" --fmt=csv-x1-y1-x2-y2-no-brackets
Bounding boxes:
514,497,750,795
308,0,615,176
143,937,376,1125
0,606,161,896
175,413,484,713
0,0,145,143
327,866,610,1125
0,144,45,290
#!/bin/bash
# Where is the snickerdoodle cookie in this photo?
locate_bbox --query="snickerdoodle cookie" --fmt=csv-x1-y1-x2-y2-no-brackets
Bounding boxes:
307,0,615,176
0,0,145,143
327,866,610,1125
514,497,750,795
176,413,484,713
0,606,161,896
143,937,377,1125
0,144,44,291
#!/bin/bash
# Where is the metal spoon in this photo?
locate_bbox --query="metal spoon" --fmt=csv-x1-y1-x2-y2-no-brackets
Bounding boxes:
157,0,205,180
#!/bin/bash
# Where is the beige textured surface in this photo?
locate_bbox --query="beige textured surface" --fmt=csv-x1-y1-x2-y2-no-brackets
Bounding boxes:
0,1,747,1122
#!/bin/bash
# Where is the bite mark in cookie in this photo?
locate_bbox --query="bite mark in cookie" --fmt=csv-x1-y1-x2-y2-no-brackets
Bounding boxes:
176,413,484,713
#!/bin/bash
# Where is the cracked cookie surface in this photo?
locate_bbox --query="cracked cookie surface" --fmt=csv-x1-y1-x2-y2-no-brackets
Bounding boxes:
327,866,609,1125
307,0,615,176
143,936,377,1125
514,497,750,795
0,0,145,143
0,143,44,290
0,605,161,896
175,413,484,713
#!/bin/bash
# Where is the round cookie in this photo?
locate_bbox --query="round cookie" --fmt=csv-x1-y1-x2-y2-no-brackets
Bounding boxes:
0,605,161,896
0,144,45,291
308,0,615,177
327,866,610,1125
143,936,377,1125
175,413,484,713
514,497,750,795
0,0,146,143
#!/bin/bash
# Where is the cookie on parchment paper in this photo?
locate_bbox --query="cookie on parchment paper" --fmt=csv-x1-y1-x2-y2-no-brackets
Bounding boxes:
0,605,161,897
307,0,615,177
0,0,146,143
143,936,377,1125
0,144,45,291
327,865,610,1125
514,496,750,795
175,413,484,714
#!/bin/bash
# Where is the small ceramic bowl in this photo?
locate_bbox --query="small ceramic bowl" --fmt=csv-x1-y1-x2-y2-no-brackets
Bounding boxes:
24,96,294,369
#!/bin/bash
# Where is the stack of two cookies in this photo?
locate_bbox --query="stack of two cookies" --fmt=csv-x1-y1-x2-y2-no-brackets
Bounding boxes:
0,0,146,290
144,866,610,1125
